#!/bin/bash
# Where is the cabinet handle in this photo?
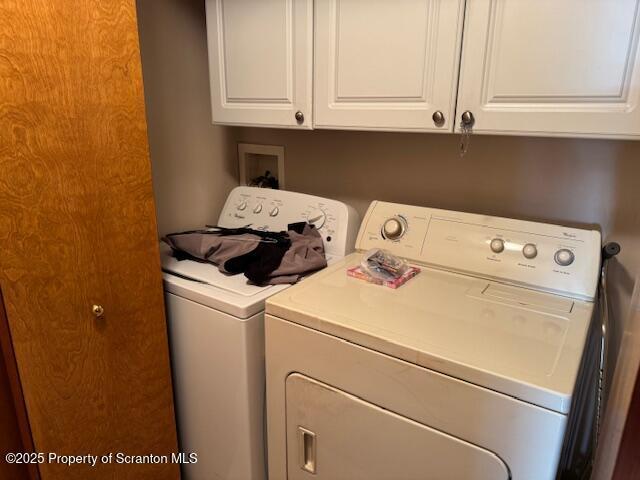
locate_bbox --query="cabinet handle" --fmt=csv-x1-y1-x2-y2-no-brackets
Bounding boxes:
459,111,475,157
298,426,316,474
432,110,445,127
295,111,304,124
461,110,475,128
92,304,105,318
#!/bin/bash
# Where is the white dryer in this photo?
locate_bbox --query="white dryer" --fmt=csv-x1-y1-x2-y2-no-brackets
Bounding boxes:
161,186,359,480
265,200,601,480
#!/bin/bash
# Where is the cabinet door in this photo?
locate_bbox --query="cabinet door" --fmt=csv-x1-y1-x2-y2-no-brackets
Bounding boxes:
314,0,464,132
0,1,179,479
206,0,313,128
286,374,510,480
456,0,640,138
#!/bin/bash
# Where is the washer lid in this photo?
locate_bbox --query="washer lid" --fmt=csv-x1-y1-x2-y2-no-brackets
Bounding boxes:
160,242,342,319
160,243,284,319
266,253,595,414
162,249,274,297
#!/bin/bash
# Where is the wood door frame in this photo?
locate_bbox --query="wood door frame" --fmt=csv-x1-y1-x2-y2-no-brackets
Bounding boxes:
0,288,39,480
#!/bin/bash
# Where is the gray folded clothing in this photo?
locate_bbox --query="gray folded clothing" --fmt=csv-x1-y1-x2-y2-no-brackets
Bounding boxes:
269,225,327,284
163,223,326,285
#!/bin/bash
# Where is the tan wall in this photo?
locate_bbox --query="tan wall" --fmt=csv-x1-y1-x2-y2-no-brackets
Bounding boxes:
234,128,640,335
236,129,640,466
135,0,640,318
137,0,640,466
137,0,237,236
234,129,636,231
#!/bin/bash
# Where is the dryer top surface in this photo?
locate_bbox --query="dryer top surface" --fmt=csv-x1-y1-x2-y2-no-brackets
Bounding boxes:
266,253,595,413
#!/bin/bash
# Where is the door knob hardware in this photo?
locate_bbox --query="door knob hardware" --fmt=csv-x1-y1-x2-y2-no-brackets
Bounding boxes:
295,111,304,124
92,304,105,318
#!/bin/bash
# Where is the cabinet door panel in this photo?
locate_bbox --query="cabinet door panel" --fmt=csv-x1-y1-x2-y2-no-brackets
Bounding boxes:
456,0,640,138
314,0,464,132
206,0,313,128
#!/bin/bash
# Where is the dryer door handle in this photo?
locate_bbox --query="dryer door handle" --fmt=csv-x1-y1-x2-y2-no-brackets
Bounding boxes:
298,426,317,474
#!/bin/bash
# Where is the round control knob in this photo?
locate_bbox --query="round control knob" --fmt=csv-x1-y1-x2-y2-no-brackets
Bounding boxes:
269,207,279,217
522,243,538,259
306,208,326,229
253,204,262,214
237,201,247,211
490,238,505,253
555,249,575,267
382,217,406,240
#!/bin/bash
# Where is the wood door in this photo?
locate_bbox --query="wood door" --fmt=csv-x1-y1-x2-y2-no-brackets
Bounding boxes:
313,0,465,132
456,0,640,138
205,0,313,129
0,1,179,479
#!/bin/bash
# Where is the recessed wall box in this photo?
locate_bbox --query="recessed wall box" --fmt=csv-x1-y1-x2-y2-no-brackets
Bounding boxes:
238,143,285,189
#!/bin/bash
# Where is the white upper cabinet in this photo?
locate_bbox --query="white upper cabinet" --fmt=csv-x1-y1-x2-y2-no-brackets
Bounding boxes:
205,0,313,128
205,0,640,138
313,0,465,132
456,0,640,138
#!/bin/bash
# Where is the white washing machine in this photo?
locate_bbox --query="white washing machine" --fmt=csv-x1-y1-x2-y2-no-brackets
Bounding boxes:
265,200,601,480
161,186,359,480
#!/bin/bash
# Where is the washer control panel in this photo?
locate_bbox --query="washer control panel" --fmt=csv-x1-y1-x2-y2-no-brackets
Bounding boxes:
356,201,601,301
219,186,360,258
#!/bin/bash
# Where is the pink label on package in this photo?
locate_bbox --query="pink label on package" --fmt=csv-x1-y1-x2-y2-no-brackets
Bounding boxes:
347,266,420,289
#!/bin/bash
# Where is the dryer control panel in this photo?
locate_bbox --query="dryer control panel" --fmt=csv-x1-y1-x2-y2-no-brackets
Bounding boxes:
356,201,601,301
219,186,360,258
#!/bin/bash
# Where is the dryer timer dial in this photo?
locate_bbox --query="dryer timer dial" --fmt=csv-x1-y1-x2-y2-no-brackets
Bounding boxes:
382,216,407,240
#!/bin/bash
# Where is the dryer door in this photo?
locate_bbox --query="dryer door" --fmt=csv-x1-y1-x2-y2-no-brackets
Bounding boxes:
286,373,510,480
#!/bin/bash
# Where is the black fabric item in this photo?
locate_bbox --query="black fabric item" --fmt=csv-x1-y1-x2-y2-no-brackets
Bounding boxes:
172,249,202,262
166,226,289,243
287,222,308,234
224,239,290,284
209,226,288,241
